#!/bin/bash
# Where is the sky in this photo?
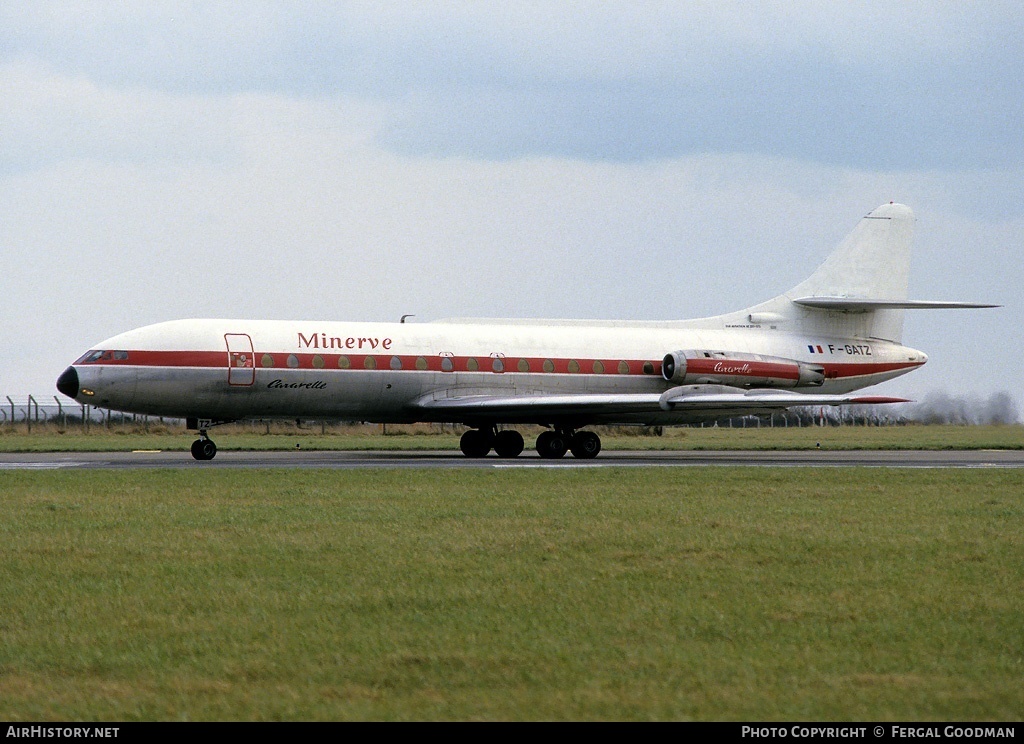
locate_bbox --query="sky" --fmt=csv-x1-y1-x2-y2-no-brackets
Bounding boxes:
2,1,1021,415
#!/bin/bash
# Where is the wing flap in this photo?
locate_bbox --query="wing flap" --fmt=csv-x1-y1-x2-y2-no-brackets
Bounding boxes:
413,392,664,418
658,385,909,411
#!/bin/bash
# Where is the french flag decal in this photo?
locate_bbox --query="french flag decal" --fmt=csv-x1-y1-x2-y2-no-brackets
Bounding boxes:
807,344,824,354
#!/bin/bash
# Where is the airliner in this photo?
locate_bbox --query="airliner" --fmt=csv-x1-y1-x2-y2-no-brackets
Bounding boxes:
55,203,995,460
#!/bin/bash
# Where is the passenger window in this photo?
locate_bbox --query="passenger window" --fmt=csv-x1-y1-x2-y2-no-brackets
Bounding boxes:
593,360,605,374
543,359,555,373
466,358,479,371
261,354,275,367
518,359,530,373
618,361,629,374
338,355,351,369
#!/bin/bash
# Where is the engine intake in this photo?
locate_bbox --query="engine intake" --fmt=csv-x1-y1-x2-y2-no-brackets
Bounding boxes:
662,350,824,388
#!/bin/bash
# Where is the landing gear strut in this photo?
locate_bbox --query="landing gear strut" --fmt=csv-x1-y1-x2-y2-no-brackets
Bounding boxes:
187,418,226,461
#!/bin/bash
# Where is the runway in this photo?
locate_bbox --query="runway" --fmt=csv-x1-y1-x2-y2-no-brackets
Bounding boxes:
2,449,1023,470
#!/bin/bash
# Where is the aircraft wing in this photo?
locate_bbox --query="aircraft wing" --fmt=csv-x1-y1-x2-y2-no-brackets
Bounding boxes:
657,386,908,411
411,385,908,424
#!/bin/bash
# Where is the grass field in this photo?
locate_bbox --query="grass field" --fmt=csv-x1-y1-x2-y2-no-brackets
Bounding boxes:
1,467,1021,720
2,422,1022,452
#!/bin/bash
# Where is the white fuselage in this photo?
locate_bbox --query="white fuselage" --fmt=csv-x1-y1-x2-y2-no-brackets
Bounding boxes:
64,317,925,426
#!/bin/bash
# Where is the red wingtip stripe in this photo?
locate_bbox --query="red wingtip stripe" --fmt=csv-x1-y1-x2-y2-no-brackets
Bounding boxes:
848,396,911,404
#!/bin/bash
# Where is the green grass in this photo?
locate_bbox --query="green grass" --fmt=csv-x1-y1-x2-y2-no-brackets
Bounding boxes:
2,422,1022,452
1,468,1021,720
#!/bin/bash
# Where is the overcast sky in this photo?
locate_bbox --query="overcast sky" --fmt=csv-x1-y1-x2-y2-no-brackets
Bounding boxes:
2,2,1021,413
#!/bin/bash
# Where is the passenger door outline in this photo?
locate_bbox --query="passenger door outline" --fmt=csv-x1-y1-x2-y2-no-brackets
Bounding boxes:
225,333,256,386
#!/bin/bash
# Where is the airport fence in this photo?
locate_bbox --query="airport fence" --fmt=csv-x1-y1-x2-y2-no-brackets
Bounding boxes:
2,391,1016,434
2,392,907,435
1,394,182,433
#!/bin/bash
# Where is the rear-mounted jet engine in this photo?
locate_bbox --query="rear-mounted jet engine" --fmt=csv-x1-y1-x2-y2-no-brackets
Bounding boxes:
662,350,824,388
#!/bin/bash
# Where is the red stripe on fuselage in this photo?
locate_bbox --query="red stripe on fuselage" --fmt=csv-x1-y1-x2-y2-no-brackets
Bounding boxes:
75,349,922,379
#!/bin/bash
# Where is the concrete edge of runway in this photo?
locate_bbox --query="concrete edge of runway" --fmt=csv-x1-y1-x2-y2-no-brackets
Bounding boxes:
2,448,1023,470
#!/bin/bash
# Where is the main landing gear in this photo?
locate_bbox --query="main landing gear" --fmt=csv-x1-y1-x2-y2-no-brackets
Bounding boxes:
458,427,601,459
536,429,601,459
459,427,525,458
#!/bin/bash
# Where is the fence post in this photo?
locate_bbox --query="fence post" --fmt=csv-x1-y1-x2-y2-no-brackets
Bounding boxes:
54,396,64,427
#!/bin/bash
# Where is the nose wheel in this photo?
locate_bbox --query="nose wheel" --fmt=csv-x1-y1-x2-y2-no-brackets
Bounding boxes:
186,418,230,461
190,435,217,461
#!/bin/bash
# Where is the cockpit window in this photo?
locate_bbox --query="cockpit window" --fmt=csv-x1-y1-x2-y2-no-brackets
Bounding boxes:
76,350,128,363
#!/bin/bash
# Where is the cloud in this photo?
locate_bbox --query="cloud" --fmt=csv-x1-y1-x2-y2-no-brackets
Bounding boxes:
3,3,1022,168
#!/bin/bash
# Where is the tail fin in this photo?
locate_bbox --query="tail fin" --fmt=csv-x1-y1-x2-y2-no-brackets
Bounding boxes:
729,203,917,342
724,202,996,342
787,201,915,342
789,202,915,304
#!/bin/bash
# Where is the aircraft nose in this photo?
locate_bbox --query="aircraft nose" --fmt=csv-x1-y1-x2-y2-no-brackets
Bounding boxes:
56,366,79,398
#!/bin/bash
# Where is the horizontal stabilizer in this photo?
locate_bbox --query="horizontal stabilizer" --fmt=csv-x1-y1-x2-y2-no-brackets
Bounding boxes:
793,297,1000,311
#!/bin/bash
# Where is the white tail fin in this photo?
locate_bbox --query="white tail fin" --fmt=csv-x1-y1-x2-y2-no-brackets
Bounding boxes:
726,203,917,342
789,202,915,303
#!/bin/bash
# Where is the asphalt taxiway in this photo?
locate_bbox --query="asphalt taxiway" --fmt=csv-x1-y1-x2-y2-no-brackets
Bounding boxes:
2,449,1023,470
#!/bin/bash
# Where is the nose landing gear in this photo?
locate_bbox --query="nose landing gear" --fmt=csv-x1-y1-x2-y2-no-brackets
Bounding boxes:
190,436,217,461
186,418,229,461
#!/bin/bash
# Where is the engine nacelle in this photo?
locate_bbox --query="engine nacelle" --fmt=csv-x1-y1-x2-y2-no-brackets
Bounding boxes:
662,350,824,388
